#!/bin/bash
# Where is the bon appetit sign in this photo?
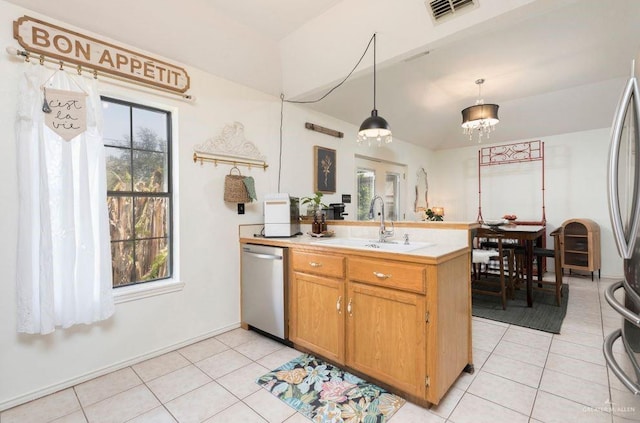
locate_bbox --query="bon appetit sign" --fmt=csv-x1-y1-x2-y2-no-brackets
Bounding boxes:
13,16,190,93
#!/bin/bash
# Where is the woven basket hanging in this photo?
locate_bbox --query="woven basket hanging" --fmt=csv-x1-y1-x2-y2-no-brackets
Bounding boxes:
224,166,251,203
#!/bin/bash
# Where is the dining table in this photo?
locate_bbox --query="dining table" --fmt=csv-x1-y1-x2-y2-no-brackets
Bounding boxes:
476,224,546,307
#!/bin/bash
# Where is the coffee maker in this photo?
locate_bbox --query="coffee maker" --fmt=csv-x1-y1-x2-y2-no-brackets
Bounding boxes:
324,203,347,220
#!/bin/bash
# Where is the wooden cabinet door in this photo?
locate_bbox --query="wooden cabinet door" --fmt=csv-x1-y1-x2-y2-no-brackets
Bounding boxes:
290,271,345,364
345,282,426,397
561,219,601,273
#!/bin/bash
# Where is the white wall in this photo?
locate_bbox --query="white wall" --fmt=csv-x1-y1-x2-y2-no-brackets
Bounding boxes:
430,128,622,278
279,102,437,220
0,1,435,409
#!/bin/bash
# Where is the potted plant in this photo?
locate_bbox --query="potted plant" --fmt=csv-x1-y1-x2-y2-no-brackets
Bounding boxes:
425,208,443,221
301,191,328,217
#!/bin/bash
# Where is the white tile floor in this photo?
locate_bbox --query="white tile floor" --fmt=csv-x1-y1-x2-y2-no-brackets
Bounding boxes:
2,275,640,423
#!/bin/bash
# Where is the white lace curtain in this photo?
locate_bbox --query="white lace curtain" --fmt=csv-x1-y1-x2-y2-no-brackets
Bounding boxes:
16,63,114,334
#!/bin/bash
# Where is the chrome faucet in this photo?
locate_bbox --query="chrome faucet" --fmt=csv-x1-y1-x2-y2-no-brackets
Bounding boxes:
369,195,394,242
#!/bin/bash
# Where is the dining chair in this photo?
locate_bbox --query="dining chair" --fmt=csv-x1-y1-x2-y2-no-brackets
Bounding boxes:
472,234,516,310
513,227,563,306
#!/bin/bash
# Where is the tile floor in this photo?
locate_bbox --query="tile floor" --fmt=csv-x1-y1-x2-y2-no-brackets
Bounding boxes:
2,275,640,423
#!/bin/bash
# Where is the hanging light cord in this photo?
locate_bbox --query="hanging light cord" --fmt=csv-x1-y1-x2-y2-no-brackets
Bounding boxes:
277,33,377,192
476,78,484,105
373,33,377,111
278,93,285,192
283,33,376,105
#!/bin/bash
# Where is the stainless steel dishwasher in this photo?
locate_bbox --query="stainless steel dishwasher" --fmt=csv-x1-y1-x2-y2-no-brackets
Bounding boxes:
241,243,288,342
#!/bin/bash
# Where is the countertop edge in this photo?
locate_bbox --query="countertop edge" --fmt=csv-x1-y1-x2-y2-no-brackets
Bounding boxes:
239,236,469,264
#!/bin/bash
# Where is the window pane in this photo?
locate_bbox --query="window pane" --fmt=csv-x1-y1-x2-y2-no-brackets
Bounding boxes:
107,196,133,241
111,241,134,286
102,102,131,147
102,96,172,288
105,146,132,191
133,108,168,152
357,168,375,220
133,151,168,192
134,197,168,238
135,238,169,281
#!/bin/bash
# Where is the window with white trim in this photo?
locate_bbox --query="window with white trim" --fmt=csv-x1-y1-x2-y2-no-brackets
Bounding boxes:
101,97,173,287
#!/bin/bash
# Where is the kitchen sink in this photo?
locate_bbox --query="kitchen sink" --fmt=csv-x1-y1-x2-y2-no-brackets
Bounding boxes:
314,237,435,253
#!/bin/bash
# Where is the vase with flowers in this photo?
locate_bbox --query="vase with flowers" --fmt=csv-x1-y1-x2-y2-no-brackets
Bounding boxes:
425,208,444,221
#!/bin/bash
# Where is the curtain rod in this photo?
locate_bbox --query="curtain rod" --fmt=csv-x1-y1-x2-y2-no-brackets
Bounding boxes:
5,46,195,102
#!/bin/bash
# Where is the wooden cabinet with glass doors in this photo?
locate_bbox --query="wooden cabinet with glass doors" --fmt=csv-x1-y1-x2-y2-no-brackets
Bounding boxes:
560,218,601,280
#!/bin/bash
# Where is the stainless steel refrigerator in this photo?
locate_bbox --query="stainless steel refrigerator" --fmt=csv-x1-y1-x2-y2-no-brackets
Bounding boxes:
605,59,640,395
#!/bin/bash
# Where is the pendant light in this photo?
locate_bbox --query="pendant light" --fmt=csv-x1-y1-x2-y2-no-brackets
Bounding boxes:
357,34,392,146
461,78,499,143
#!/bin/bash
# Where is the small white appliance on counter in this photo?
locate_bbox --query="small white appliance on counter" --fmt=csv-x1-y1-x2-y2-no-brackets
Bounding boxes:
264,193,300,238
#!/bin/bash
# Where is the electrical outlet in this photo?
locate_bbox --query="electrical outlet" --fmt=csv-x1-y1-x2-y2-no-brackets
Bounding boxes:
237,203,245,214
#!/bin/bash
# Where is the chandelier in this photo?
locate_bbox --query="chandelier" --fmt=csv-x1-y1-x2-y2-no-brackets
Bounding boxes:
461,79,499,143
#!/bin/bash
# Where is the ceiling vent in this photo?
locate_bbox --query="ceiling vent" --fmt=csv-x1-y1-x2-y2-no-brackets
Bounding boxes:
428,0,475,21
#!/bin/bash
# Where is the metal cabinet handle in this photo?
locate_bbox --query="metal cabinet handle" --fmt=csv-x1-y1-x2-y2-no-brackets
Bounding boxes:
243,251,283,260
604,281,640,326
309,262,322,267
373,271,391,279
602,280,640,395
604,328,640,394
608,75,640,259
347,298,353,316
336,296,342,313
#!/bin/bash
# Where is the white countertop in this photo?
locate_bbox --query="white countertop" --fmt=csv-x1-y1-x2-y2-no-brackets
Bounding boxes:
240,231,468,262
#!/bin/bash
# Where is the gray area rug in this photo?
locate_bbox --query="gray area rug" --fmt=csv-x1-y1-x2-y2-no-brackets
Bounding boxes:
472,284,569,334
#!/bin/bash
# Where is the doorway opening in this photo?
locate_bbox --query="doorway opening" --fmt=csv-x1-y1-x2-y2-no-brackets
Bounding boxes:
355,155,407,221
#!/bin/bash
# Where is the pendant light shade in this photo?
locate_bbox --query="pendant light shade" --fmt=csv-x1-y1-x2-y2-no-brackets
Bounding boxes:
461,79,499,143
357,34,392,146
461,104,499,128
358,109,392,144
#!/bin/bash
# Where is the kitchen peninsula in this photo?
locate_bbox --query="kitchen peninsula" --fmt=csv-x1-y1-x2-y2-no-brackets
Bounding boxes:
239,220,477,407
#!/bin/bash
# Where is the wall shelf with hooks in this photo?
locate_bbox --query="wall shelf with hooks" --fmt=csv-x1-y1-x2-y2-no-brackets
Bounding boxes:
192,152,268,170
193,121,268,170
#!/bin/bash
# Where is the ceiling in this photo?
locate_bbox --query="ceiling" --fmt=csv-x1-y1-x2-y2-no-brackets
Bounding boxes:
206,0,344,41
6,0,640,150
298,0,640,150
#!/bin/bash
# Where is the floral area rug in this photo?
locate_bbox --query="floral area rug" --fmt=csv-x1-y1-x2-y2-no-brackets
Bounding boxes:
256,354,405,422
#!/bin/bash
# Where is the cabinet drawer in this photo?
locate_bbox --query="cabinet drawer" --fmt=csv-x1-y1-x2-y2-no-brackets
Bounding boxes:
291,250,345,278
348,257,425,294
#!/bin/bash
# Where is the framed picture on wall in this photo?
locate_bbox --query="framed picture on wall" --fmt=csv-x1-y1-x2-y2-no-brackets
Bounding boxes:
314,146,336,193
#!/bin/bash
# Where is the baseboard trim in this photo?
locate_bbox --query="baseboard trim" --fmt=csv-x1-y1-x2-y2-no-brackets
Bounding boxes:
0,322,240,412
